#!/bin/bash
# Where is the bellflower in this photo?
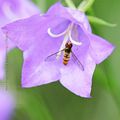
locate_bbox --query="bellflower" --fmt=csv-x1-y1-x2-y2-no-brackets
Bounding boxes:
0,91,15,120
0,0,40,79
2,3,115,97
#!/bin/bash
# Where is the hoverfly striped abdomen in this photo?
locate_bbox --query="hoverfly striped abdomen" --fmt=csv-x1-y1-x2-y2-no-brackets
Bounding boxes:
45,41,84,71
63,42,73,65
63,51,70,65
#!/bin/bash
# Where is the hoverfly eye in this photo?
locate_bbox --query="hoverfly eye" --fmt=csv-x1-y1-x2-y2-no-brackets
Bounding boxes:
70,44,73,48
65,43,69,47
68,43,73,48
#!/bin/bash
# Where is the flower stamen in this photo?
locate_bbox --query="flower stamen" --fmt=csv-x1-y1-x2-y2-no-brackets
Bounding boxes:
47,23,82,59
69,30,82,46
47,28,67,38
56,33,69,59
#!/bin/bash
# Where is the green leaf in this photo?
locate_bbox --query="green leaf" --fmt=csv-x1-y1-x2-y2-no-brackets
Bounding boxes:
88,16,116,27
65,0,76,9
78,0,95,12
32,0,47,12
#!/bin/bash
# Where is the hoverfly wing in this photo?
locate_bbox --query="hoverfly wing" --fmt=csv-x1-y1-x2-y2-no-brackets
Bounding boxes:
45,49,65,62
71,51,84,71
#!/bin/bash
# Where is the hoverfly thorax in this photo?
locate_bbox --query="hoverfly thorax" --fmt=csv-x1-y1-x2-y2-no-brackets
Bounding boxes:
65,41,73,53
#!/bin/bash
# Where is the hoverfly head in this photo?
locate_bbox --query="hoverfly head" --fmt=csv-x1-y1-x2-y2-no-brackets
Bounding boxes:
65,41,73,49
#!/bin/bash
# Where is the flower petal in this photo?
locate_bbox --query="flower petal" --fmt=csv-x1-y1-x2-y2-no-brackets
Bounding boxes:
89,34,115,64
21,22,65,87
47,2,92,32
22,51,61,87
2,15,41,51
0,0,40,80
21,24,67,87
71,25,90,65
0,0,40,21
2,14,70,51
3,13,71,87
0,91,15,120
0,30,5,80
60,53,96,98
18,0,40,18
0,50,5,80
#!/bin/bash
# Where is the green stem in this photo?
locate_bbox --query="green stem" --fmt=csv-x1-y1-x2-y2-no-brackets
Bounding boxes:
87,15,116,27
78,0,95,12
65,0,76,9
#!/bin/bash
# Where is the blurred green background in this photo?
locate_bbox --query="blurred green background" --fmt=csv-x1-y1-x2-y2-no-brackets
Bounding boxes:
5,0,120,120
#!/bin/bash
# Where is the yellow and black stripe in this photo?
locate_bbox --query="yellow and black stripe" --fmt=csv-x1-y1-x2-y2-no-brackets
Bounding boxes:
63,52,70,65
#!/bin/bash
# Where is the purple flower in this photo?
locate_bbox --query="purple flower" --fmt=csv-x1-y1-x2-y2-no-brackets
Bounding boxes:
0,0,40,80
2,3,115,97
0,91,15,120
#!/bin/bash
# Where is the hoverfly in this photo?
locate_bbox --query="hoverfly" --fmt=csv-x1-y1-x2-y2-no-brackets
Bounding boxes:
45,41,84,71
